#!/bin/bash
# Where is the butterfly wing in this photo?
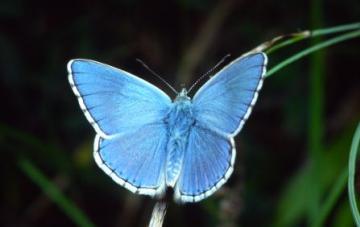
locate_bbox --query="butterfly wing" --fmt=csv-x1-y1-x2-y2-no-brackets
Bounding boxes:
192,52,267,136
68,59,172,197
94,123,168,196
174,126,234,202
68,59,171,138
175,52,267,202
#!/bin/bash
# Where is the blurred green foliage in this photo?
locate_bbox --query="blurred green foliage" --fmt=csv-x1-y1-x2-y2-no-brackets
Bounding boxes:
0,0,359,226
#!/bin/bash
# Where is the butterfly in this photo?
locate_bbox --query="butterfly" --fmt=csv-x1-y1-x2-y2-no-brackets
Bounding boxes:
67,52,267,203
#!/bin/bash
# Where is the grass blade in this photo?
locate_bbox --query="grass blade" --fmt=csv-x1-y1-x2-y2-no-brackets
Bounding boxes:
266,29,360,77
266,22,360,55
348,123,360,225
18,158,96,227
312,168,348,227
312,22,360,36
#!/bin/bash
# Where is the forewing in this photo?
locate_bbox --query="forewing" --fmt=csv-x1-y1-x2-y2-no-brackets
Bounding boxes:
192,53,267,136
68,59,172,138
94,123,168,197
174,125,234,203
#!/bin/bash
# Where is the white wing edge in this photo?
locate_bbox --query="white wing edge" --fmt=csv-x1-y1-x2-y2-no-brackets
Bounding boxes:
192,52,268,138
67,59,172,139
173,137,236,203
93,134,167,198
230,53,267,137
68,60,111,139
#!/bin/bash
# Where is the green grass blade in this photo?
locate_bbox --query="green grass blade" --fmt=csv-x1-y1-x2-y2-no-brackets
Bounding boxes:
266,29,360,78
307,0,324,220
0,123,71,171
312,22,360,37
18,158,96,227
274,126,354,227
312,168,348,227
307,0,325,220
348,123,360,225
266,22,360,54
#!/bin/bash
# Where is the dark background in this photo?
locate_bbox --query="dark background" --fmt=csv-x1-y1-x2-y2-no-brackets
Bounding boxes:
1,0,359,226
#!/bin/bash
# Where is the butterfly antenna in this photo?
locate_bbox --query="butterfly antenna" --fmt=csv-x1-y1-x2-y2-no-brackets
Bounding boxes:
188,54,231,93
136,59,178,94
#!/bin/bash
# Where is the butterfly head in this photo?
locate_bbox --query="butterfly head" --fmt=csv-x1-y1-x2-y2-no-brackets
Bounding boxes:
175,88,191,102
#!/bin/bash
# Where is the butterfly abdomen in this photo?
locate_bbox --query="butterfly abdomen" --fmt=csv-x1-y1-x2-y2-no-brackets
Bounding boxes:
165,97,195,187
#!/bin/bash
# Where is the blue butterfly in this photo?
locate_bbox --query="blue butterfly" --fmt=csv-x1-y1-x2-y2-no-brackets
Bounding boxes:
67,52,267,203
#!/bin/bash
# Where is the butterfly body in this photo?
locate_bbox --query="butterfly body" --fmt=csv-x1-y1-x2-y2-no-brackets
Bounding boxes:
68,53,268,203
165,88,194,187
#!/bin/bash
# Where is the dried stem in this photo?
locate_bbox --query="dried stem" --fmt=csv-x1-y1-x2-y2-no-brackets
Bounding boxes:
148,200,168,227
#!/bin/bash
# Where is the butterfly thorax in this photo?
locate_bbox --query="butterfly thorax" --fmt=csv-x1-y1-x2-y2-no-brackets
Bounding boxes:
164,88,195,187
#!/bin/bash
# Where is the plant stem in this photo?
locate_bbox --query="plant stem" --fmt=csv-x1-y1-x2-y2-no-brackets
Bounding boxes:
266,22,360,55
266,29,360,77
